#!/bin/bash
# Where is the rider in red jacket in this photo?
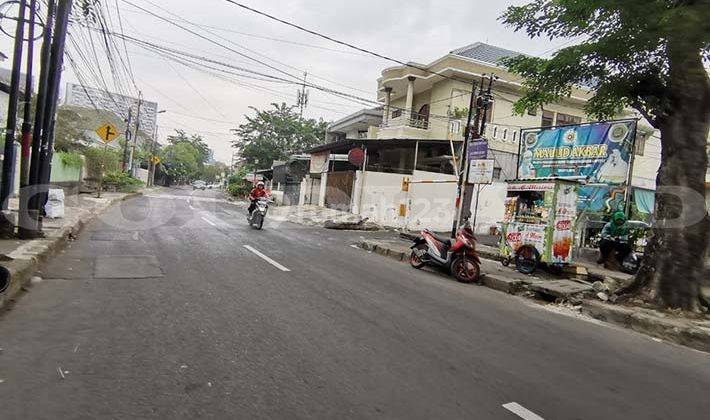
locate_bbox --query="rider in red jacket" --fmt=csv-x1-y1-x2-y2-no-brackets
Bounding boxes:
248,181,269,214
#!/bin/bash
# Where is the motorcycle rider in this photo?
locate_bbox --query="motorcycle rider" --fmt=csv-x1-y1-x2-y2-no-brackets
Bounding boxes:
247,181,269,216
598,210,631,268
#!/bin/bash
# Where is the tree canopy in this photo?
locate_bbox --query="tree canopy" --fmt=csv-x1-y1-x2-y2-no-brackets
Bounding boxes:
500,0,710,310
232,102,328,169
160,130,216,184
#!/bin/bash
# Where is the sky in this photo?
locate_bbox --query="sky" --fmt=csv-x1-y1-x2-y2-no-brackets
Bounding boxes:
0,0,570,164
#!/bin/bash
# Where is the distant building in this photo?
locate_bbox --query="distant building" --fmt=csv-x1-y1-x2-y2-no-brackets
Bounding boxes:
64,83,159,135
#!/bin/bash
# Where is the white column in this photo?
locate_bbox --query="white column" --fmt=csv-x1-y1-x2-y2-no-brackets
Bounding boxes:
383,87,392,125
318,172,328,207
405,77,415,122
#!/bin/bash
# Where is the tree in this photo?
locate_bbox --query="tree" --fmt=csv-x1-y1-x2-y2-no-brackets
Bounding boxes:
232,102,328,169
500,1,710,310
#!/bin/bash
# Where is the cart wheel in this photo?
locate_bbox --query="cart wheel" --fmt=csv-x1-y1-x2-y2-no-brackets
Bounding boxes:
515,245,540,274
501,257,511,267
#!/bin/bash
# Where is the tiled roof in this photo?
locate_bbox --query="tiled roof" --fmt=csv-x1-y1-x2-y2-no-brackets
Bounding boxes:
450,42,523,66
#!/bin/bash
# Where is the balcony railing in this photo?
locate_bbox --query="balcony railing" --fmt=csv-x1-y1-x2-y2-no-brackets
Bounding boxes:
382,112,430,130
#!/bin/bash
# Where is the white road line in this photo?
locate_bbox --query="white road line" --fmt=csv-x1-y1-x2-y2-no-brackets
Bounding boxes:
201,216,217,227
243,245,291,272
502,403,546,420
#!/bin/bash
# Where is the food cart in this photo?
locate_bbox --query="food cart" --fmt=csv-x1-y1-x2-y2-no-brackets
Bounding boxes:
500,179,579,274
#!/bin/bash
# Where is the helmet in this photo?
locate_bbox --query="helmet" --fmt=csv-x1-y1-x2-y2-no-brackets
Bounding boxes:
256,181,265,187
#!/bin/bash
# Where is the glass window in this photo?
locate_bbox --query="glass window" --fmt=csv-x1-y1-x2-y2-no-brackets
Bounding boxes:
541,110,554,128
555,112,582,126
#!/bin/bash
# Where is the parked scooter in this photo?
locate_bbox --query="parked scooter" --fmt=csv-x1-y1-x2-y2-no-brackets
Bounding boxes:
247,198,270,230
409,222,481,283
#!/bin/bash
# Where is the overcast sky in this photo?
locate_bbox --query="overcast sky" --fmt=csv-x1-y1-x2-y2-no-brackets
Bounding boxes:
0,0,569,164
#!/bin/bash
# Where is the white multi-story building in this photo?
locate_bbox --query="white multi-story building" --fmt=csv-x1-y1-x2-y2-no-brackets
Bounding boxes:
64,83,159,135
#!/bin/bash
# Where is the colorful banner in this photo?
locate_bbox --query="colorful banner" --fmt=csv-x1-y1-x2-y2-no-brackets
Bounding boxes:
519,120,637,213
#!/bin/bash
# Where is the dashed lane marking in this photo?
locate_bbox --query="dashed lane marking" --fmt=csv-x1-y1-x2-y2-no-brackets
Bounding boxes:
243,245,291,272
502,403,546,420
201,217,217,227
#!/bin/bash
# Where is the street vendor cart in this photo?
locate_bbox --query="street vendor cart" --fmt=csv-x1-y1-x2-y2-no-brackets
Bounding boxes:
500,179,579,274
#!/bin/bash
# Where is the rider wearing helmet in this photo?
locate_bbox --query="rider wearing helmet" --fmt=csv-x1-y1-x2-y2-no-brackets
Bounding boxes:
248,181,269,215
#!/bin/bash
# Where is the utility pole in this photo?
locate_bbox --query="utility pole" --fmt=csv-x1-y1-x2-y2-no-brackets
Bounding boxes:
297,71,309,118
451,77,479,237
1,0,28,236
28,0,55,237
122,107,132,171
129,92,142,175
37,0,73,214
18,0,37,238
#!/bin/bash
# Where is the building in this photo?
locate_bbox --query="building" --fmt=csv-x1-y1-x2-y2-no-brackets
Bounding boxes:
65,83,159,136
305,42,667,234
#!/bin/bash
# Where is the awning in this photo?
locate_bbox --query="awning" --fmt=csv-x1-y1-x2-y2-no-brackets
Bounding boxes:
634,188,655,214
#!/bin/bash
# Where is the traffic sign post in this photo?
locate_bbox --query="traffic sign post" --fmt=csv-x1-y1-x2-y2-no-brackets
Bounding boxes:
95,123,119,198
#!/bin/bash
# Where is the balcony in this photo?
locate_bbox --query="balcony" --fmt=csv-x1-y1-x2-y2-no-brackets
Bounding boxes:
377,112,431,140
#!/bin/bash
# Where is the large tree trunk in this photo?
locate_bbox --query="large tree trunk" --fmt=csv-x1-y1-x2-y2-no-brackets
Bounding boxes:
624,41,710,311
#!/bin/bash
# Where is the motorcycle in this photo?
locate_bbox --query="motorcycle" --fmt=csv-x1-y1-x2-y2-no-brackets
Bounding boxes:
409,222,481,283
247,198,270,230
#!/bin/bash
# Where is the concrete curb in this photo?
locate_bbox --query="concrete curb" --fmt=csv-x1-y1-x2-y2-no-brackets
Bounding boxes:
0,192,143,310
581,300,710,353
357,239,710,352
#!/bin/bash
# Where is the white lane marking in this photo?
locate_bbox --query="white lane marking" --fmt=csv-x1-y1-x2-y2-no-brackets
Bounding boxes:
188,200,195,210
201,217,217,227
243,245,291,272
502,403,546,420
350,244,359,248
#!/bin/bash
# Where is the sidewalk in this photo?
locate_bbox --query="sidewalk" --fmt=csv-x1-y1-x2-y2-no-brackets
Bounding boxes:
0,191,144,310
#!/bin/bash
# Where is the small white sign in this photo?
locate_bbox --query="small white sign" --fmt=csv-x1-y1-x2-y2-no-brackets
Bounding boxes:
467,159,495,184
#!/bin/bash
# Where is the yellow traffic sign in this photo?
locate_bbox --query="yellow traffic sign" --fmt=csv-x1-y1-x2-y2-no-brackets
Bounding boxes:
150,156,161,164
95,123,119,143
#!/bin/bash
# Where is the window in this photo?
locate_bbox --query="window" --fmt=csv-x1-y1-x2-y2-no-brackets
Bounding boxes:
492,126,498,138
512,131,518,143
391,109,402,119
555,112,582,126
502,129,508,141
357,130,368,139
541,110,554,128
493,167,502,180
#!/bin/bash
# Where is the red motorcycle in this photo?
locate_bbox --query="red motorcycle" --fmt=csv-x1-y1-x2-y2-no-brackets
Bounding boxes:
409,222,481,283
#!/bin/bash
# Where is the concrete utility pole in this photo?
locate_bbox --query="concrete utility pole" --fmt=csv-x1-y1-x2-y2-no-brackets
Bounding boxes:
451,78,479,237
1,0,28,227
129,92,142,175
297,72,309,117
121,107,132,171
18,0,38,239
27,0,55,238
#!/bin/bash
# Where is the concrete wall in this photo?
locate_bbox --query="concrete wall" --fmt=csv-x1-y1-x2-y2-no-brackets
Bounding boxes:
351,169,507,233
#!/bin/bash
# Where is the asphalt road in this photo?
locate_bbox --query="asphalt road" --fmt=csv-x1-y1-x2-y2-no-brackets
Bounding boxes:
0,187,708,419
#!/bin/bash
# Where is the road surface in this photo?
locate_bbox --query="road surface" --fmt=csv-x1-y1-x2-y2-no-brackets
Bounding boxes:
0,187,708,419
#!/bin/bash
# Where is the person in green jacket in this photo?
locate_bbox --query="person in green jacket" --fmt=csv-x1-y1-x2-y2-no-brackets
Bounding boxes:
597,211,631,266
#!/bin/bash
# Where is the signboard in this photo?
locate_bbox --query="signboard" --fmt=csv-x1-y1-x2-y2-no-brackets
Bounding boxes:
551,184,577,264
95,123,119,143
348,148,365,167
467,138,488,160
519,120,637,212
504,223,546,257
467,159,494,184
507,182,556,192
309,151,330,173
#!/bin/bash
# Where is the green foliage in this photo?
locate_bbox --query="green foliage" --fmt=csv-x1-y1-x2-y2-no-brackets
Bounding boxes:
83,147,121,180
54,108,90,152
200,162,228,183
160,130,213,184
56,151,84,168
226,167,250,197
499,0,710,125
232,103,328,170
450,107,469,120
102,171,144,192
